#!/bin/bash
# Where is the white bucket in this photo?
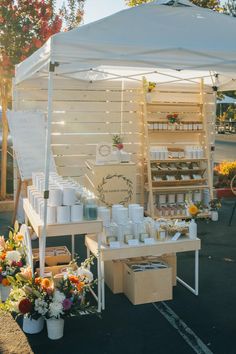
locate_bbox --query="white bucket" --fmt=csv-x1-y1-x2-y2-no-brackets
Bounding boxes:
0,285,12,302
46,318,64,340
23,316,44,334
211,211,219,222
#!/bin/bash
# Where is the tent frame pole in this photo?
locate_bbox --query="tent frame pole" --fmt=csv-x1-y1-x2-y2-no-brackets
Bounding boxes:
40,66,54,277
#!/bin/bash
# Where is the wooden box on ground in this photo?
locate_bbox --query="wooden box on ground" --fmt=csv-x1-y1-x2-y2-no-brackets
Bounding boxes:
104,257,143,294
36,263,72,277
33,246,71,266
85,159,137,207
123,261,173,305
146,254,177,286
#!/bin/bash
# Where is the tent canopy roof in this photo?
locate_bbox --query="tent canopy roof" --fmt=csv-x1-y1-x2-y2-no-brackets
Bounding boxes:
15,0,236,90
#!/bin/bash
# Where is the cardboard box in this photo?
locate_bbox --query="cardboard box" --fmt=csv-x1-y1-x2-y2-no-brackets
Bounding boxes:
146,254,177,286
104,257,144,294
123,261,173,305
36,264,69,276
33,246,71,266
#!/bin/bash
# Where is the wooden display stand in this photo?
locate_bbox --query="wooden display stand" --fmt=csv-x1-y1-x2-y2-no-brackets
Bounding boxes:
142,79,213,218
85,234,201,308
85,160,137,207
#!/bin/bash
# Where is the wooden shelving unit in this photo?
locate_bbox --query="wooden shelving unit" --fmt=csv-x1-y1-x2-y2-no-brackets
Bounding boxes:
142,79,213,218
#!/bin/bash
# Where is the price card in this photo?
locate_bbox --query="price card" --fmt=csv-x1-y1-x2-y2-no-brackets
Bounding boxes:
128,239,139,246
144,237,155,245
109,241,121,249
171,232,181,241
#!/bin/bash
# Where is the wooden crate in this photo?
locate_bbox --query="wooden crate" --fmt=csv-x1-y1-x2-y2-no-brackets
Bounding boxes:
85,160,137,207
123,261,172,305
33,246,71,266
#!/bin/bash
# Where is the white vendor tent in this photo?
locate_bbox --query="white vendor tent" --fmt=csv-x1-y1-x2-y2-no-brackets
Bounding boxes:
14,0,236,275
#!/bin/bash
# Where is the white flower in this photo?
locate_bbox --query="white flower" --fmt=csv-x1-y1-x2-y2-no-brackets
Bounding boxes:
34,298,48,316
76,267,93,283
49,301,64,319
6,250,21,264
53,290,65,303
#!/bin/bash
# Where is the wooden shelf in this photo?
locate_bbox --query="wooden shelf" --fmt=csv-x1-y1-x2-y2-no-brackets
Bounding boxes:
147,102,201,107
154,213,211,220
148,130,204,133
149,158,207,163
151,179,206,187
145,184,208,192
151,168,205,173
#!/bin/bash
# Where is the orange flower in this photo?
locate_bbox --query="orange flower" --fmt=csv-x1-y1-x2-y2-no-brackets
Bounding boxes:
1,253,6,260
188,204,199,216
77,281,85,292
41,278,51,289
0,267,2,273
34,277,41,285
2,278,10,287
15,233,24,242
69,275,79,284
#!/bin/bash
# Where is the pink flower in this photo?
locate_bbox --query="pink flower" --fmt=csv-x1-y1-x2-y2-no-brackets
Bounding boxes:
63,298,72,311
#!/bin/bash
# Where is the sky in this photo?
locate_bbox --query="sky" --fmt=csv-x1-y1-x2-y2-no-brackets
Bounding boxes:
57,0,128,24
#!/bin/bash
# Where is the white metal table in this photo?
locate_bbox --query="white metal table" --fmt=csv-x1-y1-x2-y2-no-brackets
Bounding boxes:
23,198,104,311
85,235,201,309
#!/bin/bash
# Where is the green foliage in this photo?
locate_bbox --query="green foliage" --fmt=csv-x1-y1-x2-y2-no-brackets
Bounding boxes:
61,0,85,30
224,0,236,16
126,0,221,10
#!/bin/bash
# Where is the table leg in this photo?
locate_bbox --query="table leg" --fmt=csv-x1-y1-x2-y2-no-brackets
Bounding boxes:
101,260,105,310
71,234,75,259
97,232,102,312
195,250,199,296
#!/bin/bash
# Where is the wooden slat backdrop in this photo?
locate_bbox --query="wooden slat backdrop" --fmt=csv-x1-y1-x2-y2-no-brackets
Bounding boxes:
13,77,216,205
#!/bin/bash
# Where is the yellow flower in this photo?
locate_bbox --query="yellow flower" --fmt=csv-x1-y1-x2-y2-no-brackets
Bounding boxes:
15,233,24,242
188,204,199,216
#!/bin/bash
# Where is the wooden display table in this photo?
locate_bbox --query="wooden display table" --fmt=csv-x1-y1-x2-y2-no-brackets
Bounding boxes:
85,235,201,309
85,160,137,207
23,198,104,311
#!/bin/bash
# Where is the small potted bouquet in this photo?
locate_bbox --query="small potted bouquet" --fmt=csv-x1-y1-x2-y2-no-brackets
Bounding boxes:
0,222,26,301
146,81,156,102
185,202,201,239
112,134,124,151
166,113,179,125
209,198,221,221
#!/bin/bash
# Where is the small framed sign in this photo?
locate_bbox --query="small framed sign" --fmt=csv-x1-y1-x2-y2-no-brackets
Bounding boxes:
96,143,114,164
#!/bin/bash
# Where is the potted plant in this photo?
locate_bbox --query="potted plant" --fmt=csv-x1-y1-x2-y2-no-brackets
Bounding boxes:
209,198,221,221
214,161,236,198
146,81,156,103
0,222,27,302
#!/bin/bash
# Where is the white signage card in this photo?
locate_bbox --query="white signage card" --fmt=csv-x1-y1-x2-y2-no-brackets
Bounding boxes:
171,232,181,241
144,237,155,245
109,241,121,249
128,239,139,246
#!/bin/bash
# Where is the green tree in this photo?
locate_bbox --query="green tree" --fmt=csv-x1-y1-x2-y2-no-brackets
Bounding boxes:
125,0,221,10
61,0,85,30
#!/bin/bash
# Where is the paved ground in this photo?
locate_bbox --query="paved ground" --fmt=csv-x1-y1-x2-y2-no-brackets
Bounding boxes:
0,199,236,354
215,134,236,162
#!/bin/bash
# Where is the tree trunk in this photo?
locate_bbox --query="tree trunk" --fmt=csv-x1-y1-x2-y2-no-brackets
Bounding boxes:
0,81,9,199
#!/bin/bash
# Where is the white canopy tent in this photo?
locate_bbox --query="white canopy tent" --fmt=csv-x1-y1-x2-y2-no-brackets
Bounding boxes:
14,0,236,275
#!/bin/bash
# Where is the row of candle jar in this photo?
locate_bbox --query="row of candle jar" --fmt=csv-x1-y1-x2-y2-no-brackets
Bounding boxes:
184,146,204,159
157,191,202,205
150,146,168,160
148,122,203,131
97,204,145,227
154,205,190,217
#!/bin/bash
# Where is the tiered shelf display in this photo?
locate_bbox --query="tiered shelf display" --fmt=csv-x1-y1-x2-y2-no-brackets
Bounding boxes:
142,80,213,218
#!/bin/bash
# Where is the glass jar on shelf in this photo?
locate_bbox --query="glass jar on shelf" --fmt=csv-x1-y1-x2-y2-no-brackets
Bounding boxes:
83,194,98,220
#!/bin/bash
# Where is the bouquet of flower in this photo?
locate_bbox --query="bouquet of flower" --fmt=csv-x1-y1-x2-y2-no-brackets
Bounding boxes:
214,161,236,188
4,257,96,320
166,113,179,124
112,135,124,150
209,198,221,211
185,201,200,219
147,81,156,93
0,221,26,288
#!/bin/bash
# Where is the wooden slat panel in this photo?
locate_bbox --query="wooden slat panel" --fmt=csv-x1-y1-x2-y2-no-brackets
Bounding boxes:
18,100,140,112
51,122,142,134
52,111,140,123
17,78,141,90
52,143,142,155
51,133,142,145
147,112,201,121
17,89,141,102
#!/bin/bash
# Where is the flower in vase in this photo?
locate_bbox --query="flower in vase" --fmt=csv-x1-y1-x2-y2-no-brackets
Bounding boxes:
63,298,72,311
77,268,93,283
188,204,199,216
18,298,32,314
5,250,21,264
